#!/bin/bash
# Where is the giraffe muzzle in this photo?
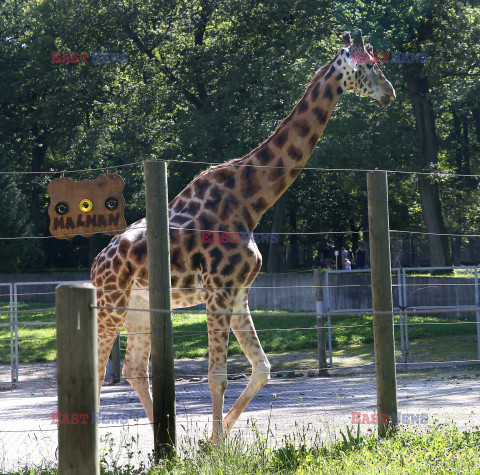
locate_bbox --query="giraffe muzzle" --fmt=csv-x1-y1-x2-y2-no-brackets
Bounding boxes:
380,95,393,106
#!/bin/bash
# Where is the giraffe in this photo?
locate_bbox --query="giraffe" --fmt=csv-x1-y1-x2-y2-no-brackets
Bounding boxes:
91,29,395,441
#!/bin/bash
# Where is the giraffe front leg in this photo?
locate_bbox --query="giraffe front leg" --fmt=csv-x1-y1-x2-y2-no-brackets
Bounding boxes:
206,309,231,442
223,308,271,435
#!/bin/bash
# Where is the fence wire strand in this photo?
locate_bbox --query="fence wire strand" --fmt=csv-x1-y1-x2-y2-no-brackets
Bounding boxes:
3,157,480,179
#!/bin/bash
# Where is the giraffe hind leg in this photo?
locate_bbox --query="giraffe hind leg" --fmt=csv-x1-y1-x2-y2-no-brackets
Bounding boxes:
122,293,154,424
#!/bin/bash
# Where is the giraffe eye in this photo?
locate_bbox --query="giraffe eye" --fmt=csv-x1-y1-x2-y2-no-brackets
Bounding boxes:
105,197,118,210
79,199,93,213
55,202,69,215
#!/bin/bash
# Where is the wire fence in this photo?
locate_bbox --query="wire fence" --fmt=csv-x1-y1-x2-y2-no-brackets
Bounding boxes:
1,161,480,471
1,275,479,470
3,157,480,178
2,268,480,384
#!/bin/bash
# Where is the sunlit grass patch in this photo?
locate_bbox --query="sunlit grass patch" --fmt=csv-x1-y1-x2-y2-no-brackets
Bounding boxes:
1,304,477,365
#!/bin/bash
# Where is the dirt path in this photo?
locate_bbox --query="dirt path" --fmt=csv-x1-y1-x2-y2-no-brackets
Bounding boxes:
0,361,479,472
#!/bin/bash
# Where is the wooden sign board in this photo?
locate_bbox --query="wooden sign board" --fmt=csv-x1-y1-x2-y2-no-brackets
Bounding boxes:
47,174,127,239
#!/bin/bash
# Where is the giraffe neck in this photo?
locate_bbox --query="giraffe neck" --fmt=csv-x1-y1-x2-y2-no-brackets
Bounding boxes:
234,58,344,229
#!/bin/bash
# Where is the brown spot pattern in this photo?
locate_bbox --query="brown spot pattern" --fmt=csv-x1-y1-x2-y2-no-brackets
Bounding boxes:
274,131,288,148
293,120,311,138
287,144,303,161
241,166,260,199
311,82,320,100
132,242,147,264
309,133,320,151
269,158,284,180
323,84,333,101
194,180,209,199
313,107,328,124
298,101,309,113
324,65,336,80
257,146,274,164
221,254,242,276
242,206,254,229
251,197,268,214
273,178,287,195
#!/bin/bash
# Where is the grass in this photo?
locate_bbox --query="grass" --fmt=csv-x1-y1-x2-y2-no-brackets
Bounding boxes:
0,303,478,366
403,268,477,278
0,302,56,363
7,423,480,474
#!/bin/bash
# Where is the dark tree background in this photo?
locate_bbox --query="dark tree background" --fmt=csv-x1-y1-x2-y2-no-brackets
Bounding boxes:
0,0,479,272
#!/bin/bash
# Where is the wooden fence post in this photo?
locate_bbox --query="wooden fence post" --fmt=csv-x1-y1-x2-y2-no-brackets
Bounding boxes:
144,160,176,459
56,283,99,475
314,270,328,375
367,171,398,437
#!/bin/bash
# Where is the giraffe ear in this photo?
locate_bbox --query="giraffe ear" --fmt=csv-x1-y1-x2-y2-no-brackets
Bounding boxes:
365,44,374,55
342,31,352,48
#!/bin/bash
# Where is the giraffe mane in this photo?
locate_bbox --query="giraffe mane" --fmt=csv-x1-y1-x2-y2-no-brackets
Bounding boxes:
191,57,336,183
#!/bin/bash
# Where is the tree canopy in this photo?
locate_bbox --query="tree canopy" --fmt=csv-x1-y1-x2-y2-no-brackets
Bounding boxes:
1,0,479,272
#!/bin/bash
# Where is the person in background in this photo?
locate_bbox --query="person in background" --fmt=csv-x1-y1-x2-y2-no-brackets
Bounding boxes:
355,242,367,268
346,245,355,268
314,243,334,269
320,243,333,268
392,249,402,267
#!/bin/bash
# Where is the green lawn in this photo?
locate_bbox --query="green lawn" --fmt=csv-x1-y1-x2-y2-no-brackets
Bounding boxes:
0,302,56,364
0,303,478,365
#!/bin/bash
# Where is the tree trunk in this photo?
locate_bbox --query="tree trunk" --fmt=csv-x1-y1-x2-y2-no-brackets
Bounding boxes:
289,205,299,269
472,108,480,143
267,194,286,273
462,116,470,175
451,107,462,174
417,175,452,266
405,66,452,267
30,124,48,234
359,194,369,233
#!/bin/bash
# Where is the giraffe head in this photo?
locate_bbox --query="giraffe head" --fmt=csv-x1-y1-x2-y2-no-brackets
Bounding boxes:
337,29,396,106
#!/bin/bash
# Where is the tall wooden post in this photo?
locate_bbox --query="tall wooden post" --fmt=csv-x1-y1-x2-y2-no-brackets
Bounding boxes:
314,270,328,375
56,283,99,475
144,160,176,459
367,171,398,437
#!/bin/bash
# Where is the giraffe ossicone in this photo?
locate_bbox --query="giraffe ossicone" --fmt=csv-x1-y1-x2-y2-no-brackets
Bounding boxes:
91,29,395,442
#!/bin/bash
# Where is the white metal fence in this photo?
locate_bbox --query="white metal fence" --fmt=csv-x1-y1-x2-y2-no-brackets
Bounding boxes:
1,280,88,386
323,266,480,366
2,268,480,385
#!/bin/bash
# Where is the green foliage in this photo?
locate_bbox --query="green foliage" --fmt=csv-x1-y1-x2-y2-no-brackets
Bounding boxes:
0,173,43,272
1,0,480,271
10,423,480,474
